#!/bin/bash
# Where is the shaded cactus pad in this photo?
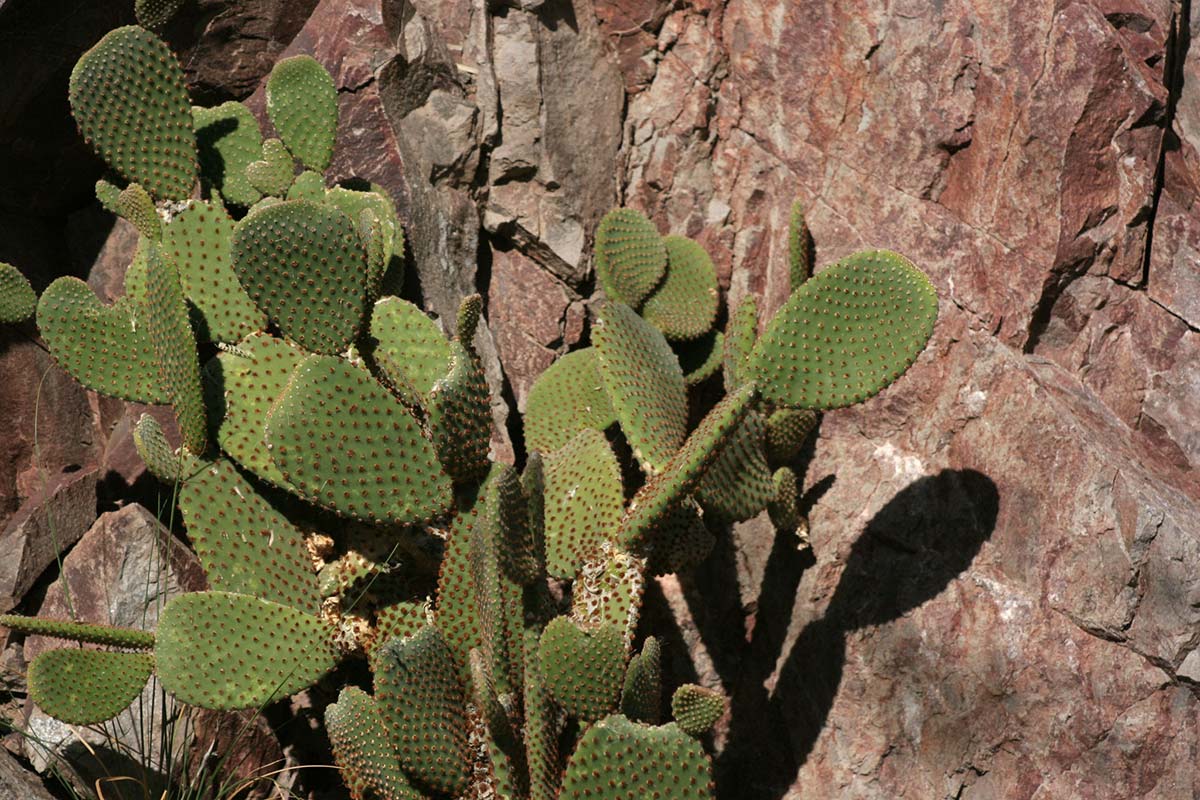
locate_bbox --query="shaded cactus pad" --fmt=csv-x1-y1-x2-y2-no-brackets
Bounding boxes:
559,715,715,800
671,684,726,736
69,26,196,200
266,55,337,172
539,618,625,722
0,262,35,323
750,250,937,409
193,101,264,208
28,649,153,726
326,687,422,800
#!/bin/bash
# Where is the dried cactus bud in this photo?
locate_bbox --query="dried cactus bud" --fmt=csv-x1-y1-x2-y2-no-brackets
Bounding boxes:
69,26,196,200
29,649,153,726
594,207,667,308
266,55,337,172
0,262,35,324
671,684,726,736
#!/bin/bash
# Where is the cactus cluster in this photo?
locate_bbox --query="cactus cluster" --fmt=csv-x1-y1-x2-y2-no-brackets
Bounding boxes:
0,5,939,799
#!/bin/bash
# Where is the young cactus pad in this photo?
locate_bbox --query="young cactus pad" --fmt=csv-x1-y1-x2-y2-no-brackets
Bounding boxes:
193,101,265,208
266,55,338,172
28,650,154,726
749,249,937,409
325,687,422,800
641,235,720,341
594,207,668,308
0,263,35,324
559,715,715,800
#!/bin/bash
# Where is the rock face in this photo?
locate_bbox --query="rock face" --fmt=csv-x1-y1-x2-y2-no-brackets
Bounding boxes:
1,0,1198,798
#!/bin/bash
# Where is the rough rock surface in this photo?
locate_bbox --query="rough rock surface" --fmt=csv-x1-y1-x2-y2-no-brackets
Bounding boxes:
0,0,1198,798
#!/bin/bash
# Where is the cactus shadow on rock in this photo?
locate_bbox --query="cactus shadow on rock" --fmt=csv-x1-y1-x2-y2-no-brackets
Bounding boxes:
700,468,999,799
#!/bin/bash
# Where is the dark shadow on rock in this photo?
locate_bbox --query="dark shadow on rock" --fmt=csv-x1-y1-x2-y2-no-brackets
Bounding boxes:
686,468,999,799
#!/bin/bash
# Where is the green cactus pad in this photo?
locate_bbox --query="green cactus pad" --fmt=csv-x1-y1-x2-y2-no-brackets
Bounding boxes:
571,543,646,639
28,649,154,726
164,200,265,343
0,263,35,323
373,626,469,795
523,348,617,455
245,139,295,197
539,618,625,722
765,408,819,465
368,297,452,407
155,591,337,710
723,295,758,392
522,453,547,571
288,170,325,202
144,245,207,454
178,458,318,613
645,500,714,576
560,715,715,800
642,235,719,341
95,177,123,214
671,684,726,736
232,199,368,354
135,0,188,28
326,686,422,800
594,302,687,474
788,200,812,290
374,599,429,650
266,55,337,172
594,208,667,308
428,341,492,485
116,184,161,240
69,26,196,200
618,383,757,555
205,332,304,486
749,250,938,409
621,636,662,724
37,277,167,403
326,185,405,298
490,465,539,585
467,482,523,696
133,413,197,483
676,330,724,387
523,629,562,800
543,429,624,579
767,466,800,532
266,354,452,523
246,196,284,216
193,102,264,208
696,410,772,524
0,615,155,649
435,507,483,666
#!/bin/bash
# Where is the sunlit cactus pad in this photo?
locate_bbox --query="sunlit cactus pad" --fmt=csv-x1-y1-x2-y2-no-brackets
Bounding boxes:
193,102,264,208
435,507,484,664
116,183,161,240
594,208,667,308
28,649,153,726
428,340,492,484
267,55,337,172
369,296,452,406
232,199,368,354
245,138,296,197
539,618,625,722
671,684,726,736
559,715,715,800
0,262,35,323
373,626,470,795
178,458,319,613
266,355,452,523
326,686,422,800
144,245,207,454
155,591,337,710
542,428,623,578
750,250,938,409
677,329,724,386
37,277,167,403
523,348,616,455
594,301,688,474
69,26,196,200
0,615,155,649
723,294,758,391
642,235,719,341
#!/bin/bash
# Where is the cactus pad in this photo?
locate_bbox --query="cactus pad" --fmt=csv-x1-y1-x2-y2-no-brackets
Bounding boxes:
133,413,197,483
327,185,405,297
116,183,161,240
232,199,368,354
435,508,484,665
0,615,155,649
288,170,326,201
618,383,757,554
144,245,207,454
193,102,264,208
266,355,452,523
428,341,492,484
523,629,562,800
490,465,540,585
0,263,35,323
543,429,624,579
135,0,188,28
594,208,667,308
37,277,167,403
245,138,295,197
621,636,662,724
765,408,818,465
523,348,617,455
373,626,469,795
28,649,153,726
539,618,625,722
164,200,265,343
676,329,724,386
559,715,714,800
645,500,714,576
749,250,937,409
69,26,196,200
178,458,319,613
155,591,337,709
594,302,688,474
696,410,772,523
642,235,719,341
95,177,123,214
368,297,452,407
671,684,726,736
788,200,812,290
767,466,800,532
326,686,422,800
266,55,337,172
